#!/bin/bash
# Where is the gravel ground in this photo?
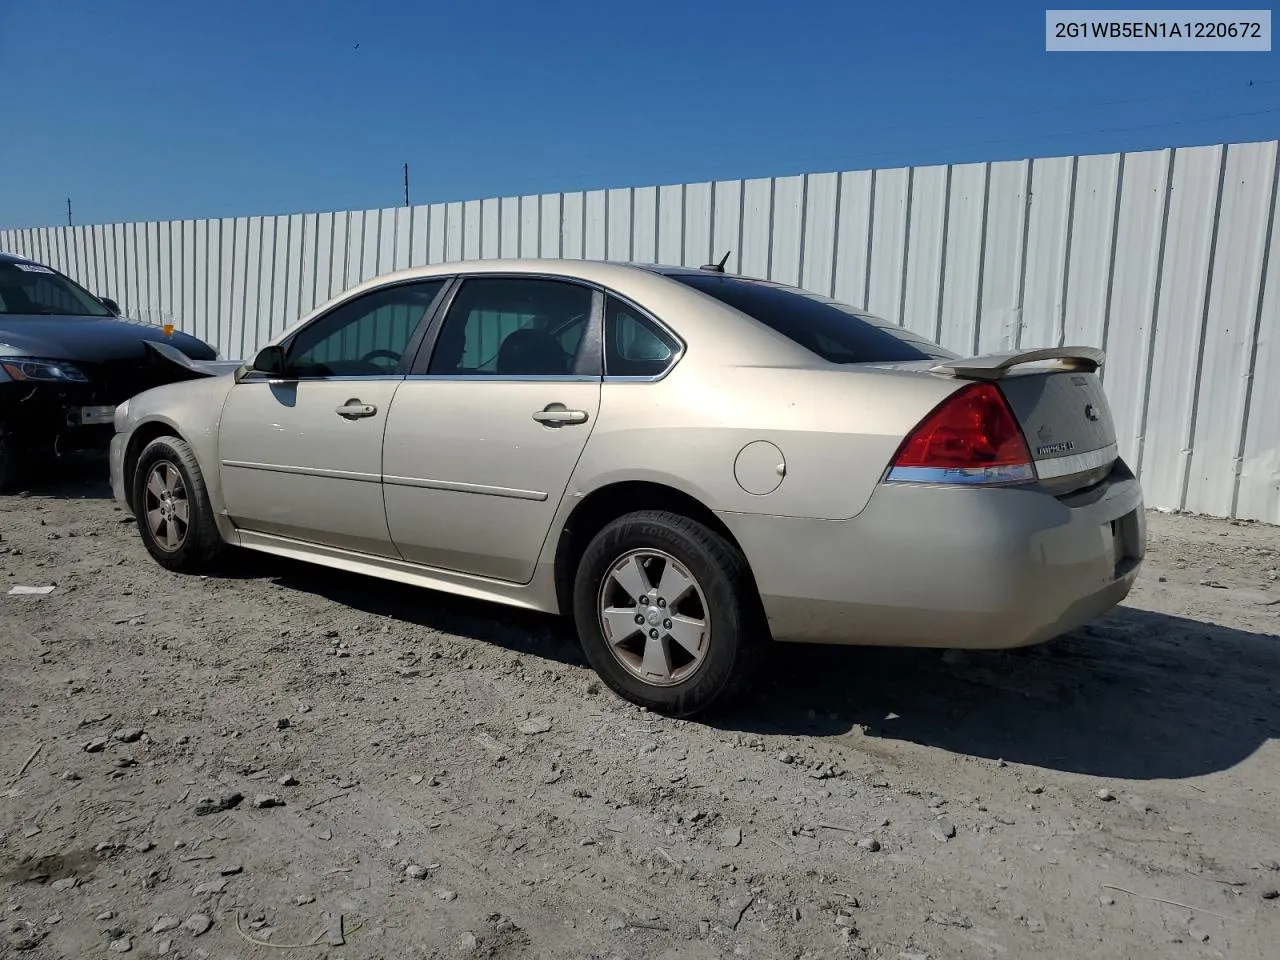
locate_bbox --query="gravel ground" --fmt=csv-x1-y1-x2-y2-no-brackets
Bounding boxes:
2,469,1279,960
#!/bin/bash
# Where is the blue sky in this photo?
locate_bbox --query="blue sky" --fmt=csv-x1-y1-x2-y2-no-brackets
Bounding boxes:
2,0,1277,227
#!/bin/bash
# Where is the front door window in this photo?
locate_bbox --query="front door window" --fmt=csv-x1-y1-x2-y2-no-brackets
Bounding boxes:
287,280,447,378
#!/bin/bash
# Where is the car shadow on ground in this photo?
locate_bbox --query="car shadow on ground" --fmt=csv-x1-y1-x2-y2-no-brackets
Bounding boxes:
217,553,1279,782
215,552,592,669
722,607,1280,781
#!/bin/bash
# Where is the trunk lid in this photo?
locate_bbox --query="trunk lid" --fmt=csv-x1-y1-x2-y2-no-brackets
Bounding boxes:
928,347,1118,494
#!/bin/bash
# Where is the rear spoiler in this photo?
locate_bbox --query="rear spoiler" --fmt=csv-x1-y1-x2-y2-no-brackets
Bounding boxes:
145,340,243,379
928,346,1104,380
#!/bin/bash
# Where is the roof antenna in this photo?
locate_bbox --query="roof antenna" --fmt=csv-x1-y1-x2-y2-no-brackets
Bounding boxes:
699,250,731,273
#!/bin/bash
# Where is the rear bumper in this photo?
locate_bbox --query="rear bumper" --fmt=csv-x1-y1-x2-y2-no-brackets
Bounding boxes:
718,461,1145,648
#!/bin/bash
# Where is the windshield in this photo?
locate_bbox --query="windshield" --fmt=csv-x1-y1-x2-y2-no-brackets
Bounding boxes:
0,260,113,317
672,273,957,364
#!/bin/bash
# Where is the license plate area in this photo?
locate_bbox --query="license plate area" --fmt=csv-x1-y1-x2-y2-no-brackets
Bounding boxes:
77,405,116,426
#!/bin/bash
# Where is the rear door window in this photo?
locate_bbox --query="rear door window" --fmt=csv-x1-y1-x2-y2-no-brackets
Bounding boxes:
426,277,595,377
670,274,956,363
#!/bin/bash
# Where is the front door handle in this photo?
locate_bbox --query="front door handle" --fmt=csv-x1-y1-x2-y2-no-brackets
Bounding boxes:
336,400,378,419
532,406,589,426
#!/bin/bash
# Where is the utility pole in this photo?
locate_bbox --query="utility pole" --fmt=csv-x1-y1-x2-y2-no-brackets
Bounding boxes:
66,198,72,226
403,163,410,206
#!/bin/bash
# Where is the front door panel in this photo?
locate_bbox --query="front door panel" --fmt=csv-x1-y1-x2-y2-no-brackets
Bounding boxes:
219,379,403,556
216,277,447,557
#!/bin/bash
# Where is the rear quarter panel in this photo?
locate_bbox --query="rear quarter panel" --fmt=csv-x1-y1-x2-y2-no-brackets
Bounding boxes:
574,361,963,520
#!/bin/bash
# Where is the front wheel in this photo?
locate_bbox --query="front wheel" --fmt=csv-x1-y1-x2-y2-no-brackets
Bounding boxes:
132,436,224,572
572,510,763,717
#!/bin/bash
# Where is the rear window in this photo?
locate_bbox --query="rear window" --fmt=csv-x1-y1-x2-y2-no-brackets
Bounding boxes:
671,274,956,364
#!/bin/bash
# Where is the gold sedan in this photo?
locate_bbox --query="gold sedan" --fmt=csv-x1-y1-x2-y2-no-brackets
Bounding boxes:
110,259,1145,716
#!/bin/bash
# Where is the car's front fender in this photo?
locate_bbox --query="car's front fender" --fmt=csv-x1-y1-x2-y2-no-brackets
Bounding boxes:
116,374,238,540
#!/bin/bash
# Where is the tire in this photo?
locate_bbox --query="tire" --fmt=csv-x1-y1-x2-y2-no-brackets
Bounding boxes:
132,435,224,572
572,510,764,717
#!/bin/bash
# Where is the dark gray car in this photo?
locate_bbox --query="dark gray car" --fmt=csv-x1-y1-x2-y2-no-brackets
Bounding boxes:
0,252,222,490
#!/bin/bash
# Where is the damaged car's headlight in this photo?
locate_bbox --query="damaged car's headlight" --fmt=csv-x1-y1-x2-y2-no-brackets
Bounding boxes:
0,358,90,383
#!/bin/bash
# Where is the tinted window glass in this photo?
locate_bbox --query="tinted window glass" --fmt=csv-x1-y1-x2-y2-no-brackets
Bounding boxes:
0,260,112,316
671,274,956,363
605,296,680,377
428,277,593,376
287,280,445,377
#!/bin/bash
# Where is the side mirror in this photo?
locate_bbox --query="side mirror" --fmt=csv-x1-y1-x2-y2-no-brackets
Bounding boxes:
101,297,121,316
250,345,286,376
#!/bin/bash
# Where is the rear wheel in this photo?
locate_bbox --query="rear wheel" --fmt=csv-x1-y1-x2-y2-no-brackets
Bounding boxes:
572,510,762,717
132,436,223,571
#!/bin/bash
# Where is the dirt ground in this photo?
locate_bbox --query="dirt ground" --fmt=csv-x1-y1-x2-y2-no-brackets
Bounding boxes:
2,468,1279,960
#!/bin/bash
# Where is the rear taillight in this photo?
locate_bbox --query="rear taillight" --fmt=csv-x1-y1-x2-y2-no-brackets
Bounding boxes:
886,382,1035,486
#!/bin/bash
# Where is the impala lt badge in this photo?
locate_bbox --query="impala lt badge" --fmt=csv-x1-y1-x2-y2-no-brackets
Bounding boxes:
1037,440,1076,456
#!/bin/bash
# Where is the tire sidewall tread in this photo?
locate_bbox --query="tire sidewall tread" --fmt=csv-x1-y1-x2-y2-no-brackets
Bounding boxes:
573,509,762,717
132,436,223,572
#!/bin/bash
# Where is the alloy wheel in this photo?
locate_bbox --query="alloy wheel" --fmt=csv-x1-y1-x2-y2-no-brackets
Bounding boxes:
143,460,190,552
597,548,711,686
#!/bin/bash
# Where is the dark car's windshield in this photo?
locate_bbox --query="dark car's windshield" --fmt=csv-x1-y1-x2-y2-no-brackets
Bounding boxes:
671,273,957,364
0,260,113,317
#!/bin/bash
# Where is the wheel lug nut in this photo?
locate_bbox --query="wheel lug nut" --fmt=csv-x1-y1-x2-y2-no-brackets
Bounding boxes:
648,629,659,639
663,619,672,630
634,614,644,625
657,598,666,608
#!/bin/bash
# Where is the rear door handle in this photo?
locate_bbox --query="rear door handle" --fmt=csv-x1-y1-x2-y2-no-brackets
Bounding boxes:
532,407,589,425
336,400,378,419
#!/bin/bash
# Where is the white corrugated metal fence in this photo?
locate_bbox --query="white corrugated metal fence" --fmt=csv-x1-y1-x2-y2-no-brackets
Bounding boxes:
2,140,1278,523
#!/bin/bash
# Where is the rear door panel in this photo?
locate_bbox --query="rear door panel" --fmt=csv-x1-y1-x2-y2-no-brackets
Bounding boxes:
381,275,603,583
382,379,601,581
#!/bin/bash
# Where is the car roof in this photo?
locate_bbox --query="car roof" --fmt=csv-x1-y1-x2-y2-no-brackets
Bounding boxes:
329,258,735,286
